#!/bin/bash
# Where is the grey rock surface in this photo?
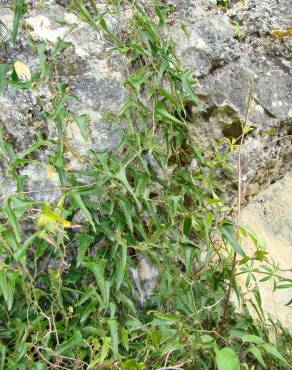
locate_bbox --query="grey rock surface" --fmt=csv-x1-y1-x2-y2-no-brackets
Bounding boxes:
0,2,126,201
0,0,291,205
169,0,291,203
170,2,241,78
130,256,159,305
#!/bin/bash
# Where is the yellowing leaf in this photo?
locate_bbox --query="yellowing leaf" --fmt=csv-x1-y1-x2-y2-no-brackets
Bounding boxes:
271,28,292,37
14,60,31,81
47,165,57,179
36,203,71,228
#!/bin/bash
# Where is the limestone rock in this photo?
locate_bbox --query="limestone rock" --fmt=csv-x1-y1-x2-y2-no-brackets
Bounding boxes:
0,0,291,207
170,0,292,202
234,0,292,36
130,256,159,305
170,2,241,78
0,2,126,202
238,171,292,330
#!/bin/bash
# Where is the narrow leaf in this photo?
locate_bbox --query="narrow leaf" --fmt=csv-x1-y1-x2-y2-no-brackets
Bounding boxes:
220,223,246,257
12,0,27,43
55,331,83,355
74,114,89,141
115,244,127,291
108,319,119,358
71,193,96,232
242,334,265,345
4,199,21,243
77,234,94,267
260,343,289,366
119,199,133,234
0,64,10,95
248,346,265,367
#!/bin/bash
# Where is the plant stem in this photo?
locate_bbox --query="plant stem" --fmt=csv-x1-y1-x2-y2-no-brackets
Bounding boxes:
219,76,254,334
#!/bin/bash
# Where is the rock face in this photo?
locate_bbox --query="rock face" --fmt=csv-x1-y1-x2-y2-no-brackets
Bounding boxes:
0,0,291,331
0,2,126,202
0,0,291,203
169,0,291,203
238,171,292,329
130,256,160,305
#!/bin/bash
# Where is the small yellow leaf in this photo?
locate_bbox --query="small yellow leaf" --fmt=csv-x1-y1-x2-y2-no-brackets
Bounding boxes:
47,165,56,179
14,60,31,81
271,28,292,37
36,203,71,228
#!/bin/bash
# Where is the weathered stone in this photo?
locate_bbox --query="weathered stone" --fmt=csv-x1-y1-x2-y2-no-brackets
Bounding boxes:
0,0,290,209
130,256,159,305
237,171,292,330
234,0,292,36
0,165,16,202
0,0,290,333
170,3,241,77
20,164,62,203
170,0,292,202
0,2,126,202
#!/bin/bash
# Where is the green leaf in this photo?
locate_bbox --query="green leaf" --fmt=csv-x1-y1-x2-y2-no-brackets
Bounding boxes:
99,16,124,47
74,114,89,141
118,293,137,315
248,346,265,367
83,259,110,306
35,40,50,80
181,69,197,103
242,334,265,345
260,343,289,366
34,361,46,370
55,330,83,355
71,193,96,232
154,3,172,26
125,69,149,93
115,244,127,291
12,0,27,43
215,347,240,370
0,270,17,311
220,223,246,257
51,37,72,58
201,335,215,344
183,217,192,237
6,272,17,311
0,64,10,95
51,83,78,121
73,0,99,31
80,300,96,324
259,274,273,282
152,312,179,326
14,231,40,263
276,283,292,289
0,343,7,370
99,337,111,365
77,234,94,267
4,199,21,243
119,199,133,234
122,359,144,370
155,101,185,126
108,318,119,358
115,168,140,209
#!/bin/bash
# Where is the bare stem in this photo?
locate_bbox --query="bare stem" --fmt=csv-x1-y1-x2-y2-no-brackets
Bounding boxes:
219,76,254,334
